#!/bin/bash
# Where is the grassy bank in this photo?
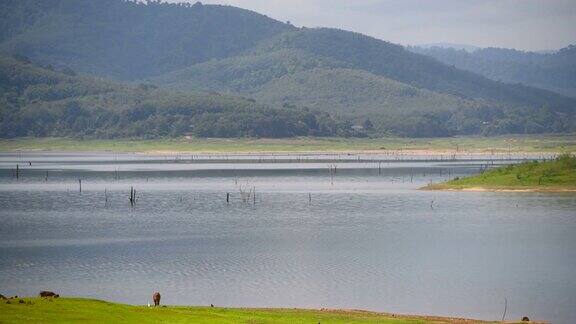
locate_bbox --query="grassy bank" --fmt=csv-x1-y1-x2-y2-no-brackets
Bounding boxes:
426,153,576,192
0,297,534,323
0,134,575,153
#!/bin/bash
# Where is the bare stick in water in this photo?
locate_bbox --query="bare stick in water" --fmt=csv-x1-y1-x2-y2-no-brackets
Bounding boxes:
501,297,508,322
328,164,337,186
129,187,136,206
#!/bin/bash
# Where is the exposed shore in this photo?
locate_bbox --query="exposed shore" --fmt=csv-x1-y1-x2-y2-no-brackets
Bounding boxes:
424,185,576,193
0,135,574,154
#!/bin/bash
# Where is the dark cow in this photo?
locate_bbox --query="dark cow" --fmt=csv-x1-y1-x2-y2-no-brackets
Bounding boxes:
39,291,59,298
522,317,530,322
152,292,161,306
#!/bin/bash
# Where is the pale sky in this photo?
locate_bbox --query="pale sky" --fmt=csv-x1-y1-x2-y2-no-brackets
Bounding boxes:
171,0,576,51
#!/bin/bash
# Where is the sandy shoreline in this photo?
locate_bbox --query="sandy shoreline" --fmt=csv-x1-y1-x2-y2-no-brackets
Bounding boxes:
2,148,556,158
140,148,551,155
136,145,565,156
240,307,534,323
423,186,576,193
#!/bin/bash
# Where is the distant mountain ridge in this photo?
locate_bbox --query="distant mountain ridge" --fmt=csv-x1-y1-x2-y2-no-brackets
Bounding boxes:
417,43,480,52
0,0,575,137
410,45,576,98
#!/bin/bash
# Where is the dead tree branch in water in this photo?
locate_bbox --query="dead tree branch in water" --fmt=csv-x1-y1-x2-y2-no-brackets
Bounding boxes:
501,297,508,322
129,187,136,206
328,164,337,186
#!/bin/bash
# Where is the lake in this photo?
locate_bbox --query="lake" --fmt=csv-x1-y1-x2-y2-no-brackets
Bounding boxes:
0,152,574,323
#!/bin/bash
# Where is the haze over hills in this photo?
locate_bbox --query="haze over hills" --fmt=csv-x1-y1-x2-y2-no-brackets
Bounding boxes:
0,0,291,80
410,45,576,98
416,43,480,52
0,0,575,138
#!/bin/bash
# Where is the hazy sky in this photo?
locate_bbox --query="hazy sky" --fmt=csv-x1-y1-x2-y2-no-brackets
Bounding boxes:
173,0,576,51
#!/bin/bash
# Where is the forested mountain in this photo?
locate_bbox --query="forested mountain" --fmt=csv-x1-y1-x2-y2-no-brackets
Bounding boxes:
0,56,357,138
154,27,576,136
0,0,575,138
410,45,576,98
0,0,291,79
156,28,575,111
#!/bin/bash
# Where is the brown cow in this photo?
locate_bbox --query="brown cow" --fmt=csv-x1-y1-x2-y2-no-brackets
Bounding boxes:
39,291,59,298
152,292,161,306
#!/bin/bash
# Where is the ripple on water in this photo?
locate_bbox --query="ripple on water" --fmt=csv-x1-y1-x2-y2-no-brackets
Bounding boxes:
0,153,575,323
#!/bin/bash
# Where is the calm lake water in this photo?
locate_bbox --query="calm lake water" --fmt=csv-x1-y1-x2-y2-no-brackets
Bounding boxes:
0,152,574,323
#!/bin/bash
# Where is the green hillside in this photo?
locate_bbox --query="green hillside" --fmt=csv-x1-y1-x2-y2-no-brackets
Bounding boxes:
156,28,576,111
154,48,346,93
255,68,466,115
155,50,469,116
246,28,575,109
154,29,576,137
0,56,356,138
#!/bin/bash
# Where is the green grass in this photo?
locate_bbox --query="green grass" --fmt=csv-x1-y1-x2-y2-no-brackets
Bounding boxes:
427,153,576,191
0,134,575,153
0,297,510,324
